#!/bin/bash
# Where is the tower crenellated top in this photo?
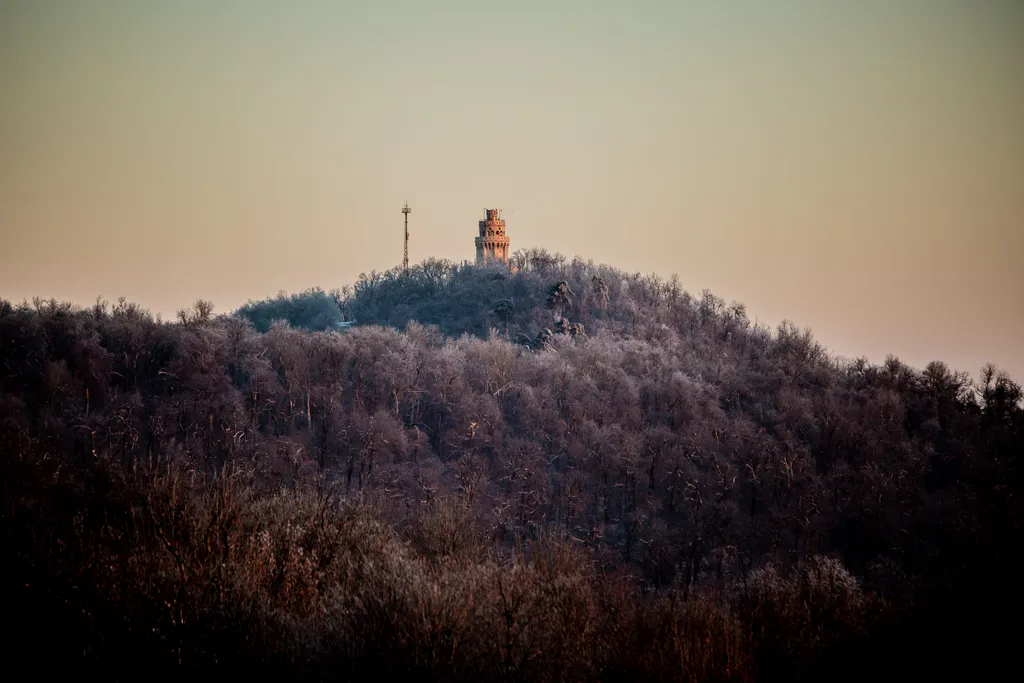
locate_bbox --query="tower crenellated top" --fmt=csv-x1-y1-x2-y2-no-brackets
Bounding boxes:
479,208,506,238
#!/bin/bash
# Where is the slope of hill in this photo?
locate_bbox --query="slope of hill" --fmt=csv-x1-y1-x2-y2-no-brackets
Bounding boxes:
2,250,1021,680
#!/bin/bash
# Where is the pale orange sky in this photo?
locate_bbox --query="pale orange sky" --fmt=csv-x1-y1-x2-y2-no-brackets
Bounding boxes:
1,1,1022,381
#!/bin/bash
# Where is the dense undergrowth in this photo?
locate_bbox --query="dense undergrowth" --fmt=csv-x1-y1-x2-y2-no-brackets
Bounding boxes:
2,250,1021,680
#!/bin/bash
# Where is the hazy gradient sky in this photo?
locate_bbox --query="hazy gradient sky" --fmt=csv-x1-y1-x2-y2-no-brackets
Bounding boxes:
1,1,1022,380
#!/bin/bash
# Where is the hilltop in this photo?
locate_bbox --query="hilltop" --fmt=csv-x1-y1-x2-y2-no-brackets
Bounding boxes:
2,249,1021,681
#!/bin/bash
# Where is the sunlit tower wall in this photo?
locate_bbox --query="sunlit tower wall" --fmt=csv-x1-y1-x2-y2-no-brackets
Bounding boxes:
475,208,510,266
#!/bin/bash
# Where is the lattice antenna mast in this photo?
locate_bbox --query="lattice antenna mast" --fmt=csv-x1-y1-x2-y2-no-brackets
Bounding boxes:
402,201,411,273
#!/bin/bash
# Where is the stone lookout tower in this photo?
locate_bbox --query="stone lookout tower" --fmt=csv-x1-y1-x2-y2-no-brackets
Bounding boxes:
475,208,510,266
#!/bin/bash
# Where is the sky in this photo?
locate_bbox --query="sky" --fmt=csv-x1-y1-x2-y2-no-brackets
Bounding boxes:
1,0,1022,380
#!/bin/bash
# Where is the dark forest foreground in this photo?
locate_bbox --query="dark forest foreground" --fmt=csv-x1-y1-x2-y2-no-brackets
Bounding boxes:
2,251,1021,681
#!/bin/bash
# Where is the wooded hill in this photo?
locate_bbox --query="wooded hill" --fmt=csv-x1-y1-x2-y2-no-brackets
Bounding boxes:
2,249,1020,681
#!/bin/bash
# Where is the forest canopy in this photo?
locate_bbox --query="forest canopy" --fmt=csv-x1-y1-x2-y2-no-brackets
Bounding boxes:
235,287,345,332
2,249,1020,681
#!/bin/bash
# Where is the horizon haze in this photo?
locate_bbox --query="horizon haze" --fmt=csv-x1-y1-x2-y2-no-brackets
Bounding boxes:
1,0,1022,380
